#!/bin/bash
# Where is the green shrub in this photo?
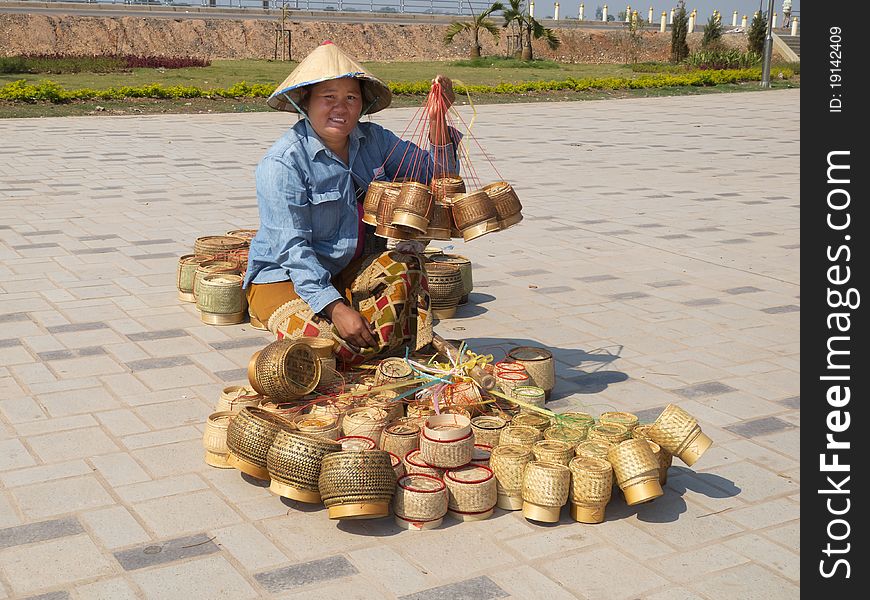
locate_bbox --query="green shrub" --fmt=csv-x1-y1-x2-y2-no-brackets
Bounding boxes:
671,0,690,63
686,49,762,69
701,15,723,48
747,12,767,54
0,54,209,75
450,56,561,69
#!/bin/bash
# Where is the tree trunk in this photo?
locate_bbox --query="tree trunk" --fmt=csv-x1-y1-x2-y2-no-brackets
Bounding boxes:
471,29,481,58
522,23,533,60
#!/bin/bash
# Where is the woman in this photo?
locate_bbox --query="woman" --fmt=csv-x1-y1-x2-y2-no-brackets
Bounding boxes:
243,41,459,366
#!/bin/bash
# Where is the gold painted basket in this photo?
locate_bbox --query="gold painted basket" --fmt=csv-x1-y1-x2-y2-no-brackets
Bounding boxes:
404,449,446,480
532,439,574,465
444,464,497,521
568,456,613,523
507,346,555,399
647,404,712,466
392,181,434,233
177,254,214,302
203,411,235,468
196,273,247,325
266,430,342,502
215,385,263,413
381,420,421,459
426,201,453,240
498,424,543,449
225,406,295,480
394,473,449,530
489,444,533,510
374,184,415,240
522,461,571,523
247,340,321,402
362,180,389,226
482,181,523,230
599,411,640,432
588,422,631,444
511,412,552,433
607,439,664,506
633,424,673,485
471,415,507,448
432,175,466,200
450,190,500,242
318,450,396,519
429,254,473,304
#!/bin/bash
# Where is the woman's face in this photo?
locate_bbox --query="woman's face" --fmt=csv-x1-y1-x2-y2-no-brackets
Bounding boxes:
304,78,363,146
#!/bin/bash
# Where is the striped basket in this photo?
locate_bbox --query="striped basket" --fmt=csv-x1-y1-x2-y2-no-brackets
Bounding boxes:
483,181,523,230
429,254,473,304
403,449,445,480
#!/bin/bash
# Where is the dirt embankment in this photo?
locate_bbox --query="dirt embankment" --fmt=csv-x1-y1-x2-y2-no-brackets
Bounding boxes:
0,13,753,62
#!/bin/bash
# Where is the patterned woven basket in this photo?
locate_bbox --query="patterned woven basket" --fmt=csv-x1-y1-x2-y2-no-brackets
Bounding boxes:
266,430,342,502
507,347,555,399
512,385,546,411
575,439,615,462
568,456,613,523
374,185,415,240
225,229,257,242
341,406,389,441
196,273,247,325
292,413,341,441
532,440,574,465
432,175,466,200
647,404,712,466
543,424,588,446
406,400,437,423
451,190,500,242
203,411,235,468
389,451,406,479
607,439,663,506
225,407,295,480
318,450,396,519
363,392,404,425
482,181,523,230
193,260,239,300
374,357,414,390
557,412,596,430
194,235,247,258
294,336,335,359
489,444,533,510
392,181,434,233
425,262,463,319
511,412,552,433
498,424,543,449
588,422,631,444
426,201,453,241
522,461,571,522
403,449,446,479
419,429,474,468
247,340,321,402
633,424,673,485
429,254,473,304
497,371,530,398
177,254,214,302
215,385,262,413
441,382,484,416
337,436,378,451
471,415,507,448
444,464,497,521
394,474,449,530
308,397,355,426
363,180,389,225
599,411,640,432
381,420,421,458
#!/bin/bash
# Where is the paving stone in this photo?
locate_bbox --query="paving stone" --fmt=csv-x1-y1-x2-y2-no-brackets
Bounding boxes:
72,577,139,600
36,387,121,418
690,563,799,599
725,286,763,294
113,533,219,571
0,460,92,489
545,547,667,599
210,523,288,571
673,382,737,398
131,555,257,599
132,490,241,538
125,356,193,371
725,416,796,438
89,453,151,487
81,506,151,550
254,555,359,594
761,304,800,314
0,517,83,551
347,546,440,597
26,427,119,462
135,400,208,430
0,438,36,470
11,475,115,521
489,565,578,600
399,576,509,600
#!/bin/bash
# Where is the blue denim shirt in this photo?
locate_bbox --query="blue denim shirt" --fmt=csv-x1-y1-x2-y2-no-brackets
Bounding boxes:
244,119,460,315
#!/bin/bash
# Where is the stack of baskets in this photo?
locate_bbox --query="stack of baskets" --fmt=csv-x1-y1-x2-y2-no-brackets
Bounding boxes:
177,233,253,324
419,414,474,469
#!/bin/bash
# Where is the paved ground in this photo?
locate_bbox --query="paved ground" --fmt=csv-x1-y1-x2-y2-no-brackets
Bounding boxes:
0,89,800,600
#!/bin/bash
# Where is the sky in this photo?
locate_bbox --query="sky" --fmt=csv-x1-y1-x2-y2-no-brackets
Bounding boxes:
587,1,801,22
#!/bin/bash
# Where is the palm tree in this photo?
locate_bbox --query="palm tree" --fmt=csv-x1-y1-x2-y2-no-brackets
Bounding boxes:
502,0,526,58
519,13,560,60
444,2,506,58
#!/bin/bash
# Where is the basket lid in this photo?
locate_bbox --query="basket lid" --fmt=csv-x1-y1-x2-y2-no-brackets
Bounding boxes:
508,346,553,361
446,464,493,484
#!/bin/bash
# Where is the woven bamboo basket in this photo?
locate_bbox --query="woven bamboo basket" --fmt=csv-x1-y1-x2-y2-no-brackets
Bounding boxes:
633,425,672,485
575,439,615,462
193,260,239,300
532,440,574,465
258,400,307,419
495,361,527,375
451,190,500,242
341,406,389,441
483,181,523,230
498,424,543,449
362,180,389,226
225,228,257,242
599,411,640,432
588,423,632,444
404,449,445,479
419,422,474,469
423,414,471,439
337,435,377,451
266,430,342,502
375,185,415,240
432,175,466,200
215,385,262,413
424,262,463,319
196,273,247,325
308,397,355,426
406,400,437,423
203,411,235,468
363,392,404,425
512,386,546,412
444,464,497,521
442,381,484,416
512,412,552,434
644,440,668,486
568,456,613,523
429,254,473,304
426,201,453,240
497,371,530,398
522,461,571,522
225,407,295,480
489,444,533,510
388,451,406,479
558,412,596,430
392,181,434,233
177,254,214,302
394,473,448,530
194,235,247,258
294,336,335,359
318,450,396,519
543,424,587,446
471,415,507,448
247,340,321,402
507,347,555,399
647,404,712,466
607,439,664,505
374,357,414,391
381,421,421,458
471,444,492,466
292,413,341,441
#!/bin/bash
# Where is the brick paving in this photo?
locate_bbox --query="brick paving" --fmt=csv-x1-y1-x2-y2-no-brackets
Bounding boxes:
0,89,800,599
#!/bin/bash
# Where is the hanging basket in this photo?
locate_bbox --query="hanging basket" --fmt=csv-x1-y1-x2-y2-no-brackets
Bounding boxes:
247,340,321,402
444,464,497,521
450,190,500,242
392,181,434,233
568,456,613,523
426,201,453,240
489,443,533,510
432,175,466,201
647,404,712,466
607,439,664,506
318,450,396,519
394,473,449,530
225,407,295,480
483,181,523,230
266,430,342,502
362,180,389,226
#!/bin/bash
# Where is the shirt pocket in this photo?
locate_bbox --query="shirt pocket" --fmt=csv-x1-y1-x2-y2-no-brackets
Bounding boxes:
309,189,343,240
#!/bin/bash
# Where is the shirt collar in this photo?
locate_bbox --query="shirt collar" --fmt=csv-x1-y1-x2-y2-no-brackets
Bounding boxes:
302,119,366,162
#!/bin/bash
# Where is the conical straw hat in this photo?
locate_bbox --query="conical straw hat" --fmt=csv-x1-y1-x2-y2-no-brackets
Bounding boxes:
267,40,392,115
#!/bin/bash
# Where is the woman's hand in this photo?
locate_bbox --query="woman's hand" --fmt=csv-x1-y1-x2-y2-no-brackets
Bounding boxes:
428,75,455,119
325,300,378,350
